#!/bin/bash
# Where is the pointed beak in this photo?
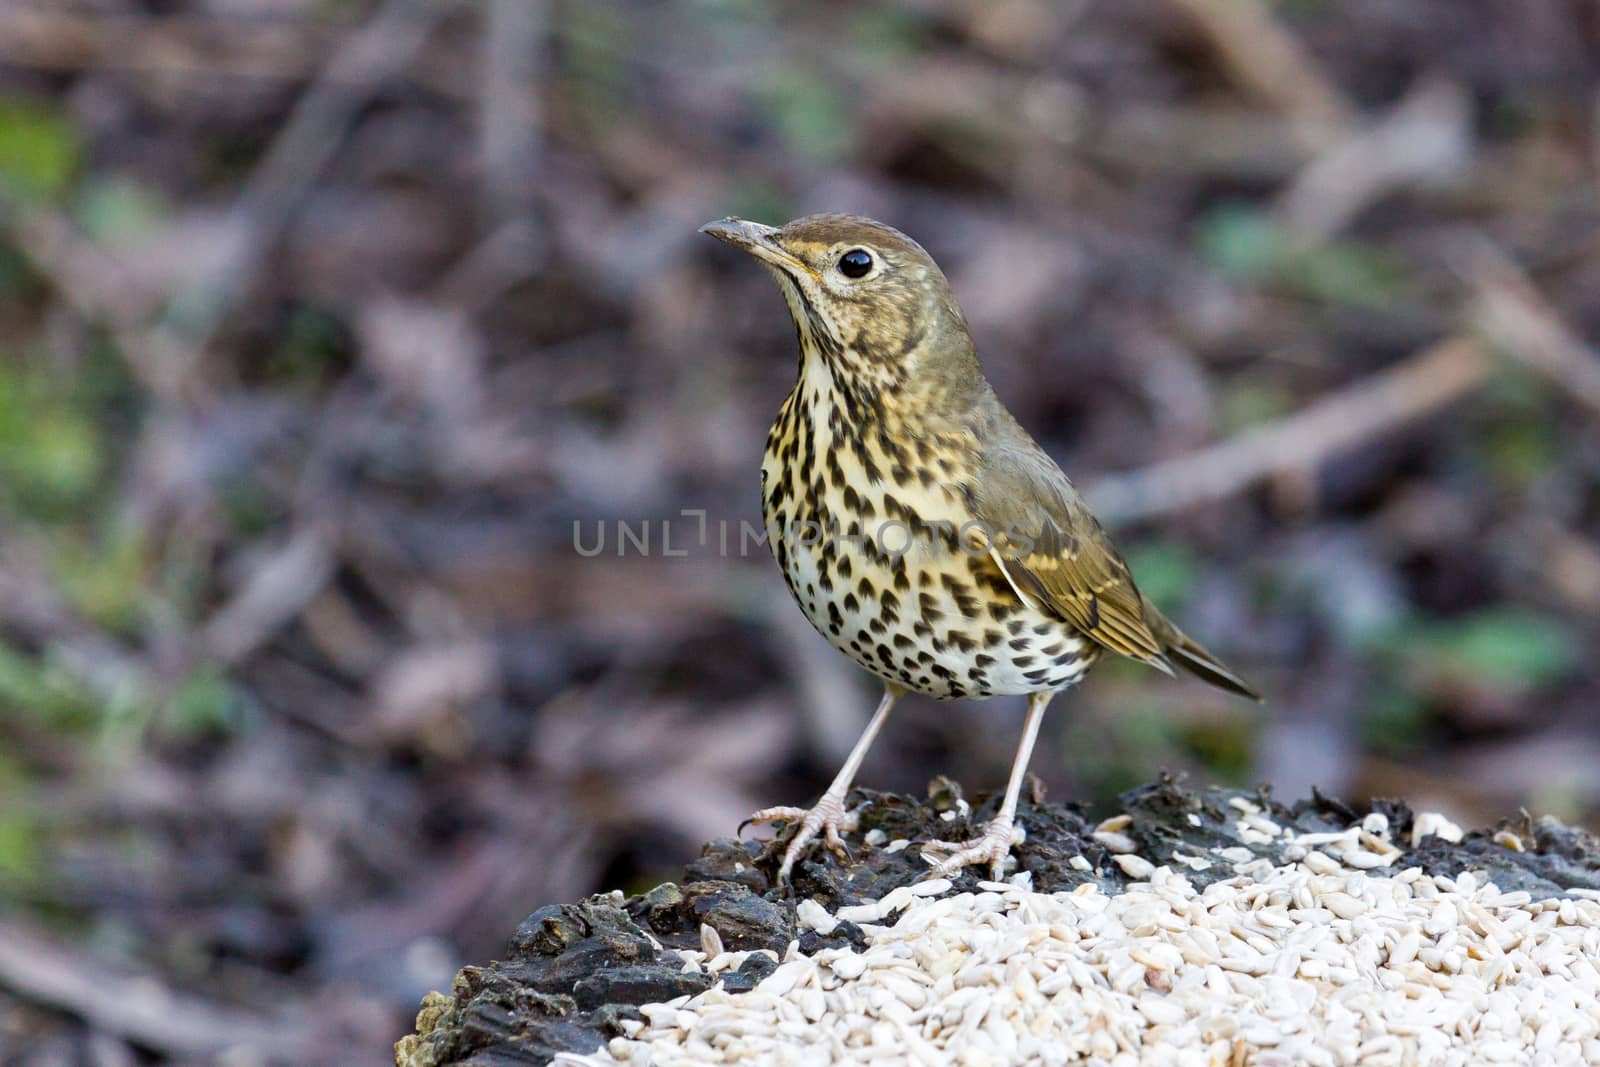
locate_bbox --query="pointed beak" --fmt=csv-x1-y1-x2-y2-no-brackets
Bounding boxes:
699,217,813,277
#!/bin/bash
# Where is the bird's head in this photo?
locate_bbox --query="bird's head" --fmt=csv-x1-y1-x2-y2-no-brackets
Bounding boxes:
700,213,979,406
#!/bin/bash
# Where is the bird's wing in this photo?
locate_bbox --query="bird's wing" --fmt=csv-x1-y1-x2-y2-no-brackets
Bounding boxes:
968,430,1170,667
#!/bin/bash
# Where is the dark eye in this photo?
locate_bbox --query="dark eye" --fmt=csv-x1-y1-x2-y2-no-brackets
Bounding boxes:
838,249,873,278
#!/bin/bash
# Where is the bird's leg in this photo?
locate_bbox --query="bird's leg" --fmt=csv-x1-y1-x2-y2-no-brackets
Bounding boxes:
923,690,1054,880
746,685,904,882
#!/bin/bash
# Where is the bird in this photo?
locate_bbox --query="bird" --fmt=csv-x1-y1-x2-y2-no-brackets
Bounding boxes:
700,213,1260,881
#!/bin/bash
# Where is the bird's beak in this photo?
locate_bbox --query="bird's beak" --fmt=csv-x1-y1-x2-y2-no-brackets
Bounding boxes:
699,217,813,277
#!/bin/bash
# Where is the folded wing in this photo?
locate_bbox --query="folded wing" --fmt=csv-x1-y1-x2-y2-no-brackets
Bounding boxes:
969,422,1260,700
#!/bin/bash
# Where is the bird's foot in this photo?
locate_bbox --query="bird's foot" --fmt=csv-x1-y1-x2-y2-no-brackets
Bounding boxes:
745,794,860,882
922,815,1024,880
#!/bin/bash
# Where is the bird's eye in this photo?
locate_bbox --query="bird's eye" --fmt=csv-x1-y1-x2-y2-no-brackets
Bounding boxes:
837,249,873,279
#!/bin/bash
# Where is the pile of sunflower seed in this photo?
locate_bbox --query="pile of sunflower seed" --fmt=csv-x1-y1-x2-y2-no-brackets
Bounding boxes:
557,813,1600,1067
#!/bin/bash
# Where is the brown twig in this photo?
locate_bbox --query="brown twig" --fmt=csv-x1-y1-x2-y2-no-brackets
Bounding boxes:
1466,241,1600,418
202,522,340,667
154,0,459,399
1274,77,1472,245
1085,337,1494,522
1166,0,1356,149
0,10,341,82
0,9,472,97
0,1,456,406
480,0,545,227
0,920,287,1058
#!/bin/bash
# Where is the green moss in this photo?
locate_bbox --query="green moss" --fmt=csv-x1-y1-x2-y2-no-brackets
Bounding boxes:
1359,685,1430,757
0,642,102,732
1064,701,1175,800
849,6,932,62
1219,381,1294,435
267,303,353,388
1177,715,1255,783
1123,542,1197,613
54,525,149,635
722,179,793,232
1196,202,1410,309
1481,419,1554,489
75,175,166,243
1418,609,1577,692
1198,203,1278,278
0,96,82,202
0,343,137,522
756,67,855,162
165,669,246,737
0,816,40,881
0,368,102,518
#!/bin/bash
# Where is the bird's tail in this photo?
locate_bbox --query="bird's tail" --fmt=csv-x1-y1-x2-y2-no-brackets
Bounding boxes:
1146,603,1262,701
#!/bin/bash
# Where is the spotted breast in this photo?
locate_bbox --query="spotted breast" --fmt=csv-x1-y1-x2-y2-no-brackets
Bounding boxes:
760,353,1097,701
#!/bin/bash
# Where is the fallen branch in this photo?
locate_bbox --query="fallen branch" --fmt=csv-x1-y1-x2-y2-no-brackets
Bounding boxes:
150,0,459,401
1467,242,1600,418
202,521,339,666
0,920,287,1059
479,0,546,226
1274,77,1472,245
1085,337,1494,522
1167,0,1355,149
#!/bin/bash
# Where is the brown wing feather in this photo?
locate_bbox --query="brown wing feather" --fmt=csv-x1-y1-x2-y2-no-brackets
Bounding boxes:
960,404,1260,697
967,413,1262,700
968,420,1170,668
998,510,1169,665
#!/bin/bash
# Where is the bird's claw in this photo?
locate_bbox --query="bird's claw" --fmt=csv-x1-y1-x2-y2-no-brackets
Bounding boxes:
921,816,1025,880
745,797,860,881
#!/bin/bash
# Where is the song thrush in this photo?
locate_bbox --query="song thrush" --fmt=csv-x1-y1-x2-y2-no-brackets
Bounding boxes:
701,214,1260,881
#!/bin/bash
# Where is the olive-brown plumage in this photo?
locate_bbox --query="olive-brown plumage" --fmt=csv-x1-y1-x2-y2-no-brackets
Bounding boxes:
702,213,1259,880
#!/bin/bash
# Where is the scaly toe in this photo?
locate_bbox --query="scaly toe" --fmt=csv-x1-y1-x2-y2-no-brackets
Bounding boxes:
920,837,966,855
921,820,1024,879
822,820,852,860
738,806,809,838
746,796,860,882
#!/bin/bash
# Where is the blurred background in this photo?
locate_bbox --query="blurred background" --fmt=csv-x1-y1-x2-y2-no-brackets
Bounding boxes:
0,0,1597,1062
